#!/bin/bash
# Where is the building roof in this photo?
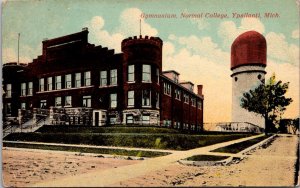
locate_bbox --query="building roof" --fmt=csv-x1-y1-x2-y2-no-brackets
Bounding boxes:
161,75,203,99
162,70,180,75
231,30,267,70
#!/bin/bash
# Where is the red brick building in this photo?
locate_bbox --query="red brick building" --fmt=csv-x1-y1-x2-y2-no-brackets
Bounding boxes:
2,28,204,131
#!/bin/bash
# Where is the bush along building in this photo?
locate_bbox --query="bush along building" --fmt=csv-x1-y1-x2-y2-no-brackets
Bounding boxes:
2,28,204,131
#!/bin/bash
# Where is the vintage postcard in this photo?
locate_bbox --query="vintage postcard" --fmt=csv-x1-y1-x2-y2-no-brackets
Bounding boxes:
1,0,299,187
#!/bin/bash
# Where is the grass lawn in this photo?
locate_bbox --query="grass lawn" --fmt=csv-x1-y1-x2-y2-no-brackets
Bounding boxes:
3,142,170,158
4,132,255,150
185,155,229,161
211,135,271,154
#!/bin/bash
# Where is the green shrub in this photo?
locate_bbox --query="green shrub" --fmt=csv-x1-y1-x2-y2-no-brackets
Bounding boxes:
4,132,254,150
212,135,270,153
3,142,169,158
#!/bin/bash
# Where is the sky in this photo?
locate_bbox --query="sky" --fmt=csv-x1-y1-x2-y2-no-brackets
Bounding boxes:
2,0,299,122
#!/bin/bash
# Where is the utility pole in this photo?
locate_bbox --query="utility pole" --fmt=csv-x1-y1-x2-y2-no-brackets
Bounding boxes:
17,33,20,65
139,19,142,36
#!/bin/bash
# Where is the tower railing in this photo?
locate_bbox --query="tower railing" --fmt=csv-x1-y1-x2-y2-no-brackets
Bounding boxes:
203,122,264,133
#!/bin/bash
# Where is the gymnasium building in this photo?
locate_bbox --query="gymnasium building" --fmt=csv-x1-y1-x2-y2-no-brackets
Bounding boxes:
2,28,204,131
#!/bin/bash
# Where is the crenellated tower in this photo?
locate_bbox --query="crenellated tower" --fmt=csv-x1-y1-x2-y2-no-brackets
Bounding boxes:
121,35,163,125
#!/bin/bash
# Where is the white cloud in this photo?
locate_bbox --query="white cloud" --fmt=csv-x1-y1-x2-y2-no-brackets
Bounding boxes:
86,8,158,53
292,29,299,39
87,16,125,52
163,41,175,56
2,47,33,64
163,41,232,123
117,8,158,36
266,32,299,65
218,18,265,49
169,34,230,65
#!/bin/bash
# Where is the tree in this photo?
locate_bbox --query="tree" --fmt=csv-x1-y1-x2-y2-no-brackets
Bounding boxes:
291,118,299,134
241,73,293,135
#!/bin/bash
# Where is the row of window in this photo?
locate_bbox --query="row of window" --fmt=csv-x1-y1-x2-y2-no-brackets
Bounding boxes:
39,71,91,92
21,82,33,96
162,120,198,130
36,96,92,109
127,90,159,108
164,82,202,108
126,114,150,124
100,69,117,86
19,90,162,110
6,65,159,97
128,64,159,83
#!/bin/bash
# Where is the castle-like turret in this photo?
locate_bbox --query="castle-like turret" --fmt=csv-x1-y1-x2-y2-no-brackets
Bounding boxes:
121,35,163,125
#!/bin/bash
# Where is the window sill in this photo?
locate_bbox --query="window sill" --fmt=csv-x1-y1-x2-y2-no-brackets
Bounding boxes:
127,106,134,108
99,85,118,88
127,81,135,84
36,86,94,93
142,81,152,83
142,106,152,108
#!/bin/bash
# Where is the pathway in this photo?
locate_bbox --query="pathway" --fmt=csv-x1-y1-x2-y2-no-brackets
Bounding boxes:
33,134,264,187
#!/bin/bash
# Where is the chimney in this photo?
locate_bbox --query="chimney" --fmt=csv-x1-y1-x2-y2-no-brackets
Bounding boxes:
197,85,203,96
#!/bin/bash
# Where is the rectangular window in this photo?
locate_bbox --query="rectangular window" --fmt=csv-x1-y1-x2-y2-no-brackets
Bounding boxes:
55,97,62,107
142,65,151,82
6,103,11,115
142,90,151,107
39,78,44,91
126,115,133,124
191,98,196,106
47,77,52,91
198,101,202,110
110,69,117,85
84,71,91,86
110,93,117,108
100,71,107,86
65,74,72,89
110,117,117,125
156,92,159,108
55,76,61,90
28,82,33,95
6,84,12,98
164,83,171,96
175,89,181,100
21,83,26,96
128,91,134,107
75,73,81,88
83,96,91,107
128,65,134,82
142,115,150,125
65,96,72,107
174,74,179,83
156,68,160,84
40,100,47,108
21,102,26,110
184,93,189,104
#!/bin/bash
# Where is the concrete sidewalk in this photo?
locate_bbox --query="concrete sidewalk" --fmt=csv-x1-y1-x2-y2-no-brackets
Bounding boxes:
33,134,264,187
